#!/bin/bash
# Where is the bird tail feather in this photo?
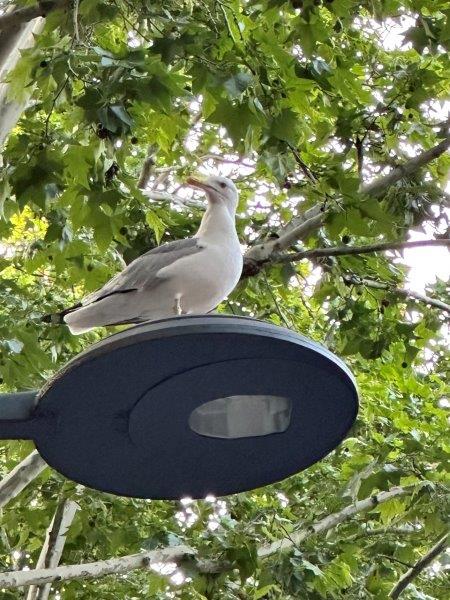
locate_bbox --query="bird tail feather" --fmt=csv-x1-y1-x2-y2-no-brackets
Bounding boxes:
63,310,94,335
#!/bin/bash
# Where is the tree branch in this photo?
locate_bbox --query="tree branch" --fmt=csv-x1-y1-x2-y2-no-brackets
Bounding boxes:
361,135,450,197
277,238,450,264
243,134,450,274
389,532,449,599
345,274,450,314
0,450,47,509
141,189,203,209
243,203,325,270
137,144,157,190
0,1,67,31
0,485,415,588
272,209,325,253
347,526,419,541
258,485,412,558
26,497,79,600
0,546,196,589
199,153,255,169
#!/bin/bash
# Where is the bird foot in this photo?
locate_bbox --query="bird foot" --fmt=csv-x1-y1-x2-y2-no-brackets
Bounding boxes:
173,297,185,316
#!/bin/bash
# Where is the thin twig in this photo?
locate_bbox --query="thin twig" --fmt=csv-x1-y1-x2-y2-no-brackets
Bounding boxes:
137,145,157,190
355,136,363,178
72,0,80,43
116,5,153,45
44,75,69,139
345,274,450,314
199,153,255,169
141,189,203,209
244,237,450,282
262,271,291,328
277,238,450,264
389,532,449,598
287,143,318,183
347,527,420,541
379,555,414,569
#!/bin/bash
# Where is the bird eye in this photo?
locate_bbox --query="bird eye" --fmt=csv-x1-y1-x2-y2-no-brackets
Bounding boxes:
219,182,227,189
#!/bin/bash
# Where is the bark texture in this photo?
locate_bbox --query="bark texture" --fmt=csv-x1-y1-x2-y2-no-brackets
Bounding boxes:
0,450,47,509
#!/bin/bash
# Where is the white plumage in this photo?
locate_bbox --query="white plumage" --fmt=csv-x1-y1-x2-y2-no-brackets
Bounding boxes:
53,176,243,334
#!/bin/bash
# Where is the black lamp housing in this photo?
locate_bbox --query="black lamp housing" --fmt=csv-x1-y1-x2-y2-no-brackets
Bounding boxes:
0,316,358,499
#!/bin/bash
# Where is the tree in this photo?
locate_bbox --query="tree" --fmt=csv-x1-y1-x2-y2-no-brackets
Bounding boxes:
0,0,449,598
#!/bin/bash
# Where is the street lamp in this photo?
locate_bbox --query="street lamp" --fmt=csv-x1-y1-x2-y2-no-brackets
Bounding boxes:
0,315,358,499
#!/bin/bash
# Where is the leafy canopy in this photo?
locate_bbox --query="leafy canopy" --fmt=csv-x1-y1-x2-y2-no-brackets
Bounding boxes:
0,0,449,598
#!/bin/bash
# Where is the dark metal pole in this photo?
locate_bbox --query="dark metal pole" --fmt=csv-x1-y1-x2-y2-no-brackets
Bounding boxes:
0,391,37,419
0,391,48,440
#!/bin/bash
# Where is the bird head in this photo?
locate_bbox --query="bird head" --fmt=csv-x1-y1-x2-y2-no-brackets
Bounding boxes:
186,176,239,215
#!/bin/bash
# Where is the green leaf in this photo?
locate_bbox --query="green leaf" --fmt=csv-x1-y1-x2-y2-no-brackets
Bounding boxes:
302,559,324,577
224,72,253,99
90,209,113,251
5,51,36,102
270,109,300,144
210,99,262,145
98,105,133,134
145,211,166,244
109,105,134,127
360,199,393,224
227,544,257,584
377,499,406,525
63,146,92,190
98,106,120,133
254,584,279,599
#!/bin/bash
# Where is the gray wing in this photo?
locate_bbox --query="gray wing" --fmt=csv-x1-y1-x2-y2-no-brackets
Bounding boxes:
81,237,203,306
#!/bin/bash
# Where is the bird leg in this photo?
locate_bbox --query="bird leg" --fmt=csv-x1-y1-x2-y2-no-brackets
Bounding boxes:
173,296,184,316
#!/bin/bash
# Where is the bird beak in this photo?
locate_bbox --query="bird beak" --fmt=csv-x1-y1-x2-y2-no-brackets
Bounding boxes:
186,176,211,193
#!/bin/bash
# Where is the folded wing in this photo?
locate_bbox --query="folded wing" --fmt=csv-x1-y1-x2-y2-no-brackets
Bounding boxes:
81,237,204,306
61,238,205,332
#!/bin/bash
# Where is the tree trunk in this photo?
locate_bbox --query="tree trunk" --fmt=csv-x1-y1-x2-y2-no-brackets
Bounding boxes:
0,7,44,152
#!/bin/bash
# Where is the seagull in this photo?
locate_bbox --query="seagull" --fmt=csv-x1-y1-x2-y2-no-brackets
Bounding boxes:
43,176,243,334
